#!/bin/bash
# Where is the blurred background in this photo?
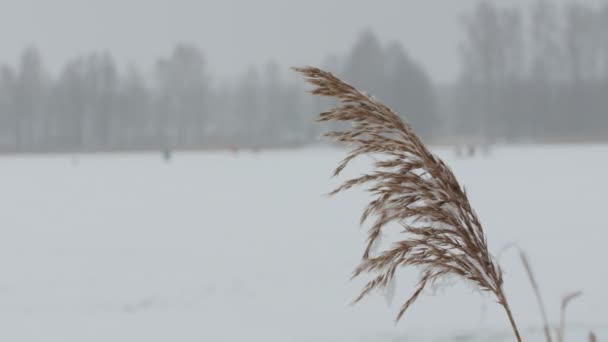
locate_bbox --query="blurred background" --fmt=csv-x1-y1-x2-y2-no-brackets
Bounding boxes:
0,1,606,341
0,0,606,151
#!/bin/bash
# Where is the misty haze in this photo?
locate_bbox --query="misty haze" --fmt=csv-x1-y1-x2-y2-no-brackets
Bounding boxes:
0,1,606,341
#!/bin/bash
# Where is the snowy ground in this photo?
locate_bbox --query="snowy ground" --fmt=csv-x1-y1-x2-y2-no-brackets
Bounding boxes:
0,145,606,341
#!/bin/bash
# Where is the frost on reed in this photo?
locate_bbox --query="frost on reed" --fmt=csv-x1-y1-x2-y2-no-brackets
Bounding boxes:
295,66,522,341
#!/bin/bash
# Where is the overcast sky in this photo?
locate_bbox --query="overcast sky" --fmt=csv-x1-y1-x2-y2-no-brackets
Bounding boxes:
0,0,604,83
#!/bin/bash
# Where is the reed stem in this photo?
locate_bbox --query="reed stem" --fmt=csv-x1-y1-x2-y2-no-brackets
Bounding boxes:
499,292,523,342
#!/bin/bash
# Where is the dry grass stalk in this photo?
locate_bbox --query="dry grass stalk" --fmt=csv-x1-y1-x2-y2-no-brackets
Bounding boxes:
294,66,521,341
519,251,553,342
558,291,583,342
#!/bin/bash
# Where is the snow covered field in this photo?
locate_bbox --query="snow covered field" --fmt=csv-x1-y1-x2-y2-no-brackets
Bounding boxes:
0,145,606,341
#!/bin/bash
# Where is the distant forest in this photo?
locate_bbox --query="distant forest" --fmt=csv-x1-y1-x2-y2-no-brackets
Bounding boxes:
0,1,607,153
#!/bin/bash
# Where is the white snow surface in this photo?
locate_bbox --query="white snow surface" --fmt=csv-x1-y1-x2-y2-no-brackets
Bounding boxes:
0,145,606,341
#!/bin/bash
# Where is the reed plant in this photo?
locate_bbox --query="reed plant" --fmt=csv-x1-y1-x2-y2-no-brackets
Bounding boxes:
295,66,522,341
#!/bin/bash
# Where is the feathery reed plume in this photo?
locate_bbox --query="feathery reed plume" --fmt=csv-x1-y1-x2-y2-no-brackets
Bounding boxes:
294,66,521,341
519,251,552,342
558,291,583,342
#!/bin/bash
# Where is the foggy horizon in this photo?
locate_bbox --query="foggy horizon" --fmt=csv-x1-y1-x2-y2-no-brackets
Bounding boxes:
2,0,605,83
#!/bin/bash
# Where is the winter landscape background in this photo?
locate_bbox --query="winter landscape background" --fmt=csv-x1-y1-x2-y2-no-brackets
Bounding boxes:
1,146,606,341
0,0,607,341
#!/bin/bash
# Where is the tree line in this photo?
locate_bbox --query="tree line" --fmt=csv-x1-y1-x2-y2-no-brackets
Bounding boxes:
0,1,607,153
0,46,309,152
0,32,435,152
451,1,608,143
